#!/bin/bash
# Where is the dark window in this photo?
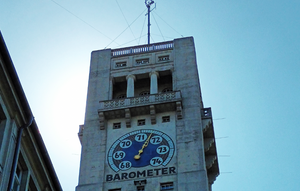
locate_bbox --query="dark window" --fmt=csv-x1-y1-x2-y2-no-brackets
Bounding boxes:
112,79,127,99
113,123,121,129
28,177,38,191
136,58,149,65
137,119,146,126
162,87,172,93
13,165,22,191
109,189,121,191
161,182,174,190
139,91,150,96
116,62,127,67
0,105,6,121
137,186,145,191
158,55,170,61
162,116,170,123
117,94,126,99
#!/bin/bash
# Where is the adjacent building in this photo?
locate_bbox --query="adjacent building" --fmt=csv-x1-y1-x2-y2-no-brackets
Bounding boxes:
76,37,219,191
0,32,62,191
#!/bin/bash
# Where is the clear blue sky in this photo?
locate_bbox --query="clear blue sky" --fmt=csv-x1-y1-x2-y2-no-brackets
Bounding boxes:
1,0,300,190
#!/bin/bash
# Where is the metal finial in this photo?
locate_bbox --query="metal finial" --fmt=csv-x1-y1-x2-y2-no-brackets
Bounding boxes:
145,0,155,45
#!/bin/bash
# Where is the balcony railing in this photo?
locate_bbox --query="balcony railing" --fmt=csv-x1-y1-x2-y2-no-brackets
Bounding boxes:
99,91,181,111
111,41,173,57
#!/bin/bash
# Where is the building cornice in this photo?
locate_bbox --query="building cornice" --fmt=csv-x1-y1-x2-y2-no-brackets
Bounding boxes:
0,31,62,191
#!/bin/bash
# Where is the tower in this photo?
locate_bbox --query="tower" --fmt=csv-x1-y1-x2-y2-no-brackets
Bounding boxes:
76,37,219,191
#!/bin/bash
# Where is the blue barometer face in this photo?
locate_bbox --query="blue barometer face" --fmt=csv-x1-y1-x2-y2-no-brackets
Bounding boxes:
107,129,175,172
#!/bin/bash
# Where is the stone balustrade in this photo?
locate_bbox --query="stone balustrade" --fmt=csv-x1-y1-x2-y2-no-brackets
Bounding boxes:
99,91,182,111
111,41,173,57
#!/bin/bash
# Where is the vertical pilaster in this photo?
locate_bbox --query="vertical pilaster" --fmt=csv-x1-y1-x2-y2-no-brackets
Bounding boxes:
126,74,136,97
149,71,159,94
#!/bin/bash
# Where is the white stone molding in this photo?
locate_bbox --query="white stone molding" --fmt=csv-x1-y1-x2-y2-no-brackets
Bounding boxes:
149,105,156,125
126,74,136,97
202,119,212,133
111,41,173,57
111,76,115,84
125,108,131,128
205,155,217,169
149,71,159,94
176,101,183,120
204,138,214,152
98,112,105,130
100,91,182,110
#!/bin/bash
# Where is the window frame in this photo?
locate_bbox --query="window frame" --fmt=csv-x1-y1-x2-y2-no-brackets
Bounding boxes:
113,122,121,129
12,164,22,191
137,119,146,126
137,185,145,191
139,91,150,96
162,116,170,123
116,94,126,99
160,182,174,190
158,55,170,62
116,62,127,68
162,87,172,93
136,58,150,65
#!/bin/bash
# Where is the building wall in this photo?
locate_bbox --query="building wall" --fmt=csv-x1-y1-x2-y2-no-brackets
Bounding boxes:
173,37,208,190
77,37,217,191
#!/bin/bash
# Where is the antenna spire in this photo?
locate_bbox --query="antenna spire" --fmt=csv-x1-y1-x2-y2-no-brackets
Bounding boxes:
145,0,155,45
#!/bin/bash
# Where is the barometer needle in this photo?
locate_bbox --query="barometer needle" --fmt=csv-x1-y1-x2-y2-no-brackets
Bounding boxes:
134,133,153,160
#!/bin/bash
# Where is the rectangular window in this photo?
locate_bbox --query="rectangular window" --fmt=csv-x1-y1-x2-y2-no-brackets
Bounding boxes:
137,186,145,191
0,105,7,144
160,182,174,190
113,123,121,129
13,165,22,191
162,116,170,123
158,55,170,61
28,177,38,191
0,105,6,121
109,189,121,191
137,119,146,126
136,58,149,65
116,62,127,67
134,179,147,186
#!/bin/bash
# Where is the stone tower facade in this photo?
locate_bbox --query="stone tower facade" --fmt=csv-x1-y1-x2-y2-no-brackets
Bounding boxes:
76,37,219,191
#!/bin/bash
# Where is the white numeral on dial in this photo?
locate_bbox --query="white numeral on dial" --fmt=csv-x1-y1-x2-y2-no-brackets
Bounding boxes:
150,157,163,167
119,161,132,170
156,145,169,154
113,151,125,160
150,136,162,144
120,140,132,148
135,133,147,142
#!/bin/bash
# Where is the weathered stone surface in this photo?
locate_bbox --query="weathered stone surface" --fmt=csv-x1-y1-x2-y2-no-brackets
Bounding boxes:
77,37,218,191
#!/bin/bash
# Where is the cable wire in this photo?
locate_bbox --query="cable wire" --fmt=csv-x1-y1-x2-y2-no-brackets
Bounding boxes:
153,11,183,37
117,34,148,48
150,35,155,43
151,33,177,40
115,0,138,44
49,0,117,44
138,15,147,45
105,8,147,48
152,12,165,41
